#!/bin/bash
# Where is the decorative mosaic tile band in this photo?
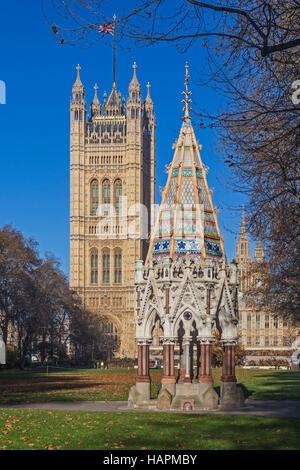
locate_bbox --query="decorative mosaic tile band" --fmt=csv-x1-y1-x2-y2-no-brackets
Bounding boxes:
153,239,171,253
204,220,218,236
174,253,202,264
205,239,222,257
158,220,174,235
182,169,193,177
175,239,201,253
152,254,168,265
171,169,179,177
175,221,197,235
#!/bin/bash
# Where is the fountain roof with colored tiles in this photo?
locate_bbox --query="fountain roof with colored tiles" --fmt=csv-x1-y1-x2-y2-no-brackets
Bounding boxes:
146,63,225,265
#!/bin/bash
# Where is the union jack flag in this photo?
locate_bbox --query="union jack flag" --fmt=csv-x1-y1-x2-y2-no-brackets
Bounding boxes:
98,22,115,35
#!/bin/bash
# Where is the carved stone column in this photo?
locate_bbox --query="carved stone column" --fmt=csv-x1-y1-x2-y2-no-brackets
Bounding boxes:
196,335,218,410
219,340,244,410
136,340,151,383
221,341,237,383
128,338,152,408
162,338,176,383
199,339,214,384
183,336,192,383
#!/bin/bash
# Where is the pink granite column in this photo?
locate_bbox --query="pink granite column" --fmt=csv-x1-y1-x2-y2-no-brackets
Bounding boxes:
162,339,176,384
221,342,237,383
136,343,151,383
199,341,213,384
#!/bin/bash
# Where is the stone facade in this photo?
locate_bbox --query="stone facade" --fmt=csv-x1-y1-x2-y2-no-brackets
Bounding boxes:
69,64,155,358
235,211,296,352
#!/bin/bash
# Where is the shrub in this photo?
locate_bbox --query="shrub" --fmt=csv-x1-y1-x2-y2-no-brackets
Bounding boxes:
5,346,21,368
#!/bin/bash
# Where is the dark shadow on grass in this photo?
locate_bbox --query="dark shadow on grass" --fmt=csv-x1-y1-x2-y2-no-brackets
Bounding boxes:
0,371,136,405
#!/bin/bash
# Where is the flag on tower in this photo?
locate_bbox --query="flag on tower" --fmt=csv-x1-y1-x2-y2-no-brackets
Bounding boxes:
98,22,115,35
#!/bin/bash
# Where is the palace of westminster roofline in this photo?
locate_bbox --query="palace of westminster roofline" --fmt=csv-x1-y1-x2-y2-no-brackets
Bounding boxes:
71,63,154,143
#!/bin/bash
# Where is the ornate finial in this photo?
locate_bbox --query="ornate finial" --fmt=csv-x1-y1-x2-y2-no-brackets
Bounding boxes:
240,206,246,233
73,63,84,89
182,62,192,119
113,13,116,21
92,84,100,104
129,62,140,91
146,82,151,99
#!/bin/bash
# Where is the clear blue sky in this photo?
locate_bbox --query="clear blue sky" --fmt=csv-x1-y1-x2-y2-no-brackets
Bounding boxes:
0,1,251,277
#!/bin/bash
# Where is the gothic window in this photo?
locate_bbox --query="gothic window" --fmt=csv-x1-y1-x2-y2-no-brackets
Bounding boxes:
90,250,98,284
114,249,122,284
131,109,135,119
91,179,99,215
256,336,260,345
103,179,111,215
102,321,119,356
114,179,122,214
241,243,245,255
265,336,269,346
247,314,251,329
102,249,110,284
274,316,278,329
274,336,278,346
265,314,269,329
247,337,251,346
75,110,78,120
256,314,260,329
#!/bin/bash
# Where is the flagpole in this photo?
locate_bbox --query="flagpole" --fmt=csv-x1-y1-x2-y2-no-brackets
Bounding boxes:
113,14,116,85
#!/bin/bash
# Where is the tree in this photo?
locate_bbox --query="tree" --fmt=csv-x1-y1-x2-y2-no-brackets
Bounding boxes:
0,226,40,347
0,225,113,367
45,1,300,57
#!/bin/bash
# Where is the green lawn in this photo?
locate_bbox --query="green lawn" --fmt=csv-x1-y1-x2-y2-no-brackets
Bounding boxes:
0,367,299,404
0,408,299,450
0,368,299,451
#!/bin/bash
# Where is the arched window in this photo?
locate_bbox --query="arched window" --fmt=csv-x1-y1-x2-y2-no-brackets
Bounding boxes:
102,249,110,284
102,321,119,359
90,249,98,284
114,179,122,215
114,249,122,284
103,179,111,215
241,243,245,255
91,179,99,215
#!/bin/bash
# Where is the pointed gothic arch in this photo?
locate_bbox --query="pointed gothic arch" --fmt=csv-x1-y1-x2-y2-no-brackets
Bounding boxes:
90,179,99,215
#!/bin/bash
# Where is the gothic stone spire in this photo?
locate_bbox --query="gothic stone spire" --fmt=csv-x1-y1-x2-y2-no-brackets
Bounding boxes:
146,65,224,265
